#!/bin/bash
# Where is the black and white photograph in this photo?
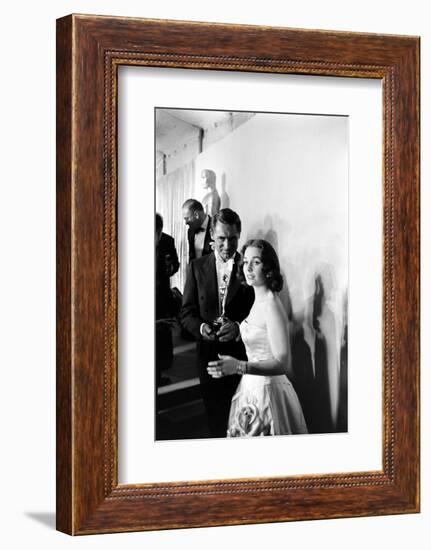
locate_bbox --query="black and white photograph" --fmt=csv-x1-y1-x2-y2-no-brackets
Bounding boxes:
155,107,349,440
2,0,426,547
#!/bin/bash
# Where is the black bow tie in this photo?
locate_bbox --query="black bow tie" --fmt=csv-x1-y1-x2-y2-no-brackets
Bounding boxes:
195,227,205,233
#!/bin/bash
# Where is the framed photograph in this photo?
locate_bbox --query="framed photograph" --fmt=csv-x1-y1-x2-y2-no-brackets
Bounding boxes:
56,14,420,534
152,106,348,443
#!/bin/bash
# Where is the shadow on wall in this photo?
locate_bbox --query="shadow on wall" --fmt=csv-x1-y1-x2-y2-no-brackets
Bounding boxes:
291,273,348,433
254,216,293,320
220,173,230,209
249,220,348,434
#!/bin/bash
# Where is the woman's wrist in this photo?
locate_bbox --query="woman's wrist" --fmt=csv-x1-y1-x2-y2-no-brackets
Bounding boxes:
236,360,248,375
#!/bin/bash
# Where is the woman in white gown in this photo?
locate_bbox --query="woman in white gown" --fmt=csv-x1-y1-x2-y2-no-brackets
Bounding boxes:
207,239,308,436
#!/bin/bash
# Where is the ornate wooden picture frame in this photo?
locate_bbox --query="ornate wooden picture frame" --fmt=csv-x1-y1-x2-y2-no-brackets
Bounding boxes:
56,14,420,534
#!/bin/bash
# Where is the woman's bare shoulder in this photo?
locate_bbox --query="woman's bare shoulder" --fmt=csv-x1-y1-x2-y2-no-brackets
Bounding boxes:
265,292,288,321
264,292,282,313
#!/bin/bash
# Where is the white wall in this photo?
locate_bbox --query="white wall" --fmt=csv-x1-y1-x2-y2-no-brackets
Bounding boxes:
194,113,348,317
194,113,348,427
0,1,428,549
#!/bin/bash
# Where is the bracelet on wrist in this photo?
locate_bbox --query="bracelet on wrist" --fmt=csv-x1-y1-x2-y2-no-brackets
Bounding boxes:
236,360,248,375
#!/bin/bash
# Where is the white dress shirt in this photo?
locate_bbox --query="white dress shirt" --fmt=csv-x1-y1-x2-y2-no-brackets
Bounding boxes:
199,251,235,336
214,250,234,313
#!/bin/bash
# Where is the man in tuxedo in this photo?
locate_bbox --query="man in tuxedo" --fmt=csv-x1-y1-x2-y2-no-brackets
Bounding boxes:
182,199,213,262
180,208,254,437
155,214,180,387
155,213,180,319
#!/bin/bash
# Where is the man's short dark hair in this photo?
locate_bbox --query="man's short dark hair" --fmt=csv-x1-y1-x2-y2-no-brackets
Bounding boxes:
182,198,204,214
211,208,242,233
155,213,163,233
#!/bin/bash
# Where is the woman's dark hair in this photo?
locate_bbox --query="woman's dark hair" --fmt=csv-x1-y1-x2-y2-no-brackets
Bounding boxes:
239,239,283,292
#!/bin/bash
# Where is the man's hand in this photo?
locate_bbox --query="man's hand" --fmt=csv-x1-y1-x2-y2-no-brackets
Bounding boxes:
201,323,216,341
216,319,239,342
207,354,237,377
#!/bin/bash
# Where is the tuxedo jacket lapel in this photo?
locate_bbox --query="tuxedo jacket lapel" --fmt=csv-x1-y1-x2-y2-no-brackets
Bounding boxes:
187,227,195,261
224,253,242,309
198,253,218,316
203,217,212,255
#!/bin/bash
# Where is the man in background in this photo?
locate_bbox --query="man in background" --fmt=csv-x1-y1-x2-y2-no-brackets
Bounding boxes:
182,199,213,262
155,213,180,387
155,213,180,319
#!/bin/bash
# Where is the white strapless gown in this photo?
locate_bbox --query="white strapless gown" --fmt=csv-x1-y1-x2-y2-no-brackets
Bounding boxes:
227,319,308,436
